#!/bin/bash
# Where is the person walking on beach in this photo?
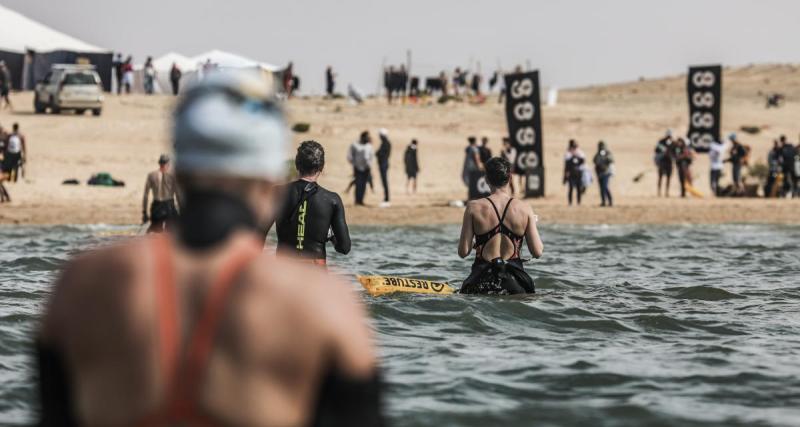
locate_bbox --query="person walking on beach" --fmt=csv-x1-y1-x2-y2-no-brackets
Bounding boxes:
143,56,156,95
479,137,492,165
36,72,384,427
0,61,12,110
404,139,419,194
673,138,694,198
708,138,726,196
142,154,180,233
169,62,182,96
326,66,336,97
122,56,134,94
458,157,543,294
501,138,518,194
594,141,614,207
348,131,374,205
779,135,797,197
3,123,25,183
112,53,124,94
268,140,351,266
463,136,483,198
376,128,391,207
655,130,674,197
564,139,585,205
726,134,747,195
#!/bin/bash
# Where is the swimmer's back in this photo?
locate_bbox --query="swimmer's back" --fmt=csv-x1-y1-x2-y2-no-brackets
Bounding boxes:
39,233,377,426
468,196,529,261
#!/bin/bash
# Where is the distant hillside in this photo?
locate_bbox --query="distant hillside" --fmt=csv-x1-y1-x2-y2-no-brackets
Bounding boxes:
562,63,800,104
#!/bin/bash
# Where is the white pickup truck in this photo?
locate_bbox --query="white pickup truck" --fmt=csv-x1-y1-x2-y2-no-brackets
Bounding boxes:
34,64,104,116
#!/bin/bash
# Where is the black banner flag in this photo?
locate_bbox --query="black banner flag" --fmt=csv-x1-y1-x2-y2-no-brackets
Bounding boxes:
504,71,544,197
687,65,722,153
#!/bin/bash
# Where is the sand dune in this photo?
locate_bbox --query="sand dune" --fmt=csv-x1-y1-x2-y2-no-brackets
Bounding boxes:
1,64,798,226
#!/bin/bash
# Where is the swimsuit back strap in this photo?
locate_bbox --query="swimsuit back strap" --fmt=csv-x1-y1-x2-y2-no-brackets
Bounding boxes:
485,197,502,223
154,235,179,392
499,198,513,224
168,240,261,420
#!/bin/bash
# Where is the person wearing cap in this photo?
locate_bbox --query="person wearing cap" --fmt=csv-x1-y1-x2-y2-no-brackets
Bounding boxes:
142,154,180,233
654,130,674,197
36,71,384,426
375,128,391,207
267,140,351,266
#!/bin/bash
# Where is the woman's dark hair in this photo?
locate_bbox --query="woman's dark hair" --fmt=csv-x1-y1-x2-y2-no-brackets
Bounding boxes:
485,157,511,188
295,140,325,176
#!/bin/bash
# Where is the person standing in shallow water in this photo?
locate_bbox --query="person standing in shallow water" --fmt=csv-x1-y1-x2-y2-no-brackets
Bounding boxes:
458,157,543,294
563,139,585,205
142,154,180,233
593,141,614,207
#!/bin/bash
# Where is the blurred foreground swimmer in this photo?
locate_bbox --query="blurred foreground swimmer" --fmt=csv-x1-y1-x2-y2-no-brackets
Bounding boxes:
36,70,385,427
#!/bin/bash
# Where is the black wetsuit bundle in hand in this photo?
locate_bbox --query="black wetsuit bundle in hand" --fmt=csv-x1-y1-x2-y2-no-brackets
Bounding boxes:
275,180,351,262
460,198,535,295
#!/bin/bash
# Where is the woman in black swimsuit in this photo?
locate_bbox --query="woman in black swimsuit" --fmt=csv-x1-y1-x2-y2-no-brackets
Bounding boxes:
458,157,544,294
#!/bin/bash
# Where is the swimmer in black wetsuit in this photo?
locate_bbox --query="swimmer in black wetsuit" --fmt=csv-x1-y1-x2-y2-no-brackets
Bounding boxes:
458,157,544,294
268,140,351,265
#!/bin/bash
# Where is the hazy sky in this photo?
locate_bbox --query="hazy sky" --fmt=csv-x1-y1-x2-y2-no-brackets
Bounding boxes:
3,0,798,93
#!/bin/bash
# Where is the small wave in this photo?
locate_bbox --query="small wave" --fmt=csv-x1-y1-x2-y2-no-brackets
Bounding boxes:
668,286,746,301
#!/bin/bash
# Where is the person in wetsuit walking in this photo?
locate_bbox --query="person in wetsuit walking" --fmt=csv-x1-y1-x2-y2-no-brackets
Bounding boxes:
269,140,351,265
458,157,544,294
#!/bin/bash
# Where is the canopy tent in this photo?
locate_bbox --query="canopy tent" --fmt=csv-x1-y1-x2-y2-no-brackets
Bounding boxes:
152,52,197,73
0,5,113,91
191,50,283,94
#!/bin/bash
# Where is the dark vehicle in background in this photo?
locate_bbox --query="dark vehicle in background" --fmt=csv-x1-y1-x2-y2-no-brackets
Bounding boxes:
34,64,103,116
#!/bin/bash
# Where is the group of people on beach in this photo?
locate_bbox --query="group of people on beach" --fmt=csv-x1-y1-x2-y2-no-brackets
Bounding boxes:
345,129,420,206
655,130,800,198
561,139,615,206
37,71,545,426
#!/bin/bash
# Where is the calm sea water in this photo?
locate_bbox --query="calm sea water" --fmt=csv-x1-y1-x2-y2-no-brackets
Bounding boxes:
1,224,799,426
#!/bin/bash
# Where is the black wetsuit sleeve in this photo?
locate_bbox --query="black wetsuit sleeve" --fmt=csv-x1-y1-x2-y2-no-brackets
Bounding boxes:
331,194,351,255
311,367,385,427
36,340,78,427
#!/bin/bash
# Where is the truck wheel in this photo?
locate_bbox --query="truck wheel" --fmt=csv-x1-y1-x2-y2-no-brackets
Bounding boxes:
92,108,102,117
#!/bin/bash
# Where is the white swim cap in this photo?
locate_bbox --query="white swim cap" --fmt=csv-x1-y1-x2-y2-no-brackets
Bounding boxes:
379,128,388,137
173,70,288,181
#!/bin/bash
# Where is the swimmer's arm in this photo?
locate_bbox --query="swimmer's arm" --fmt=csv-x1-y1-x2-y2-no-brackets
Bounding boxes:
458,205,474,258
525,206,543,259
331,195,351,255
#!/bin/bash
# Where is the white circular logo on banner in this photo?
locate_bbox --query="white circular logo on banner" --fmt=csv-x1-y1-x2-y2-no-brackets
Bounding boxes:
516,151,540,171
477,176,490,194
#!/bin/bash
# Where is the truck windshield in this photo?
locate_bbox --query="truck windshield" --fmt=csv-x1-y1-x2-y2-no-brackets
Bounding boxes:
63,73,98,85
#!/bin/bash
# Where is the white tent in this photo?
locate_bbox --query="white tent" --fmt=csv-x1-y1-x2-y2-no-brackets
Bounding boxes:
0,4,112,90
191,49,280,72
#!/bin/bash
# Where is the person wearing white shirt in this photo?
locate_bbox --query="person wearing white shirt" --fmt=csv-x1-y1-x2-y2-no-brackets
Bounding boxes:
708,139,726,196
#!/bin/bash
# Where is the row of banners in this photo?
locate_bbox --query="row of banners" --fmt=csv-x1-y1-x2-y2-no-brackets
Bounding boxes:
467,65,722,199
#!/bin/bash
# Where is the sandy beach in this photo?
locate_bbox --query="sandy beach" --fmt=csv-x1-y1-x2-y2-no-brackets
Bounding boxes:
1,64,798,226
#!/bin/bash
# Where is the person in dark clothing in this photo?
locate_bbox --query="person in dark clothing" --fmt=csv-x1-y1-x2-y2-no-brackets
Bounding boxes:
593,141,614,207
779,135,797,197
479,137,492,165
268,140,351,266
673,138,694,198
726,134,747,195
404,139,419,193
375,129,391,206
384,66,395,104
458,157,543,295
112,53,123,94
766,140,782,197
170,63,182,96
655,130,674,197
0,61,12,110
326,66,336,97
563,139,585,205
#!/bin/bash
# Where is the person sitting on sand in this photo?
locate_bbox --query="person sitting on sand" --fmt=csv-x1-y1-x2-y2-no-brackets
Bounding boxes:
36,71,384,427
268,140,351,266
458,157,543,294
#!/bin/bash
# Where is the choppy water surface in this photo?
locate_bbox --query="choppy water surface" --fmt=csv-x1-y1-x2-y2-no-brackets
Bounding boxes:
1,224,800,426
